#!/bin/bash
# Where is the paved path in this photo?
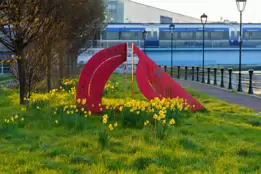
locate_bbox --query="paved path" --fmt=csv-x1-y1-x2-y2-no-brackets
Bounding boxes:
176,79,261,112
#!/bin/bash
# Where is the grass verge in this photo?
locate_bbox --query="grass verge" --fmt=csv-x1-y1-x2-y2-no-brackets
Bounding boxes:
0,74,260,173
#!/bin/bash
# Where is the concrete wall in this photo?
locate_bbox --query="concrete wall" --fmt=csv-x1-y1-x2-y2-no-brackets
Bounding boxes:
121,0,201,23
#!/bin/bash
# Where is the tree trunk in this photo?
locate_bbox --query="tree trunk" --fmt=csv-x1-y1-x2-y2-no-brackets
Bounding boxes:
68,51,78,78
46,51,52,92
17,56,26,105
58,51,64,86
71,55,77,78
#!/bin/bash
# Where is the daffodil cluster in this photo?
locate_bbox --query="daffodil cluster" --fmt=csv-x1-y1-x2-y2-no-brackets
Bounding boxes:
104,81,119,95
0,59,16,65
4,114,24,124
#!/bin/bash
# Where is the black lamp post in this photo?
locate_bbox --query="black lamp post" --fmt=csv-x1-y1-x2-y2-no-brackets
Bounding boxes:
142,30,147,54
201,13,208,83
169,23,175,78
236,0,247,92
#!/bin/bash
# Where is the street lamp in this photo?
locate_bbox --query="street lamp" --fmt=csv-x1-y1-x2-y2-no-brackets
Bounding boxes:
169,23,175,78
236,0,247,92
142,30,147,54
201,13,208,83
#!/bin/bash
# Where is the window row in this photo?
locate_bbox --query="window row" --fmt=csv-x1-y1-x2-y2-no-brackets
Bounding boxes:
244,32,261,40
101,31,261,40
160,32,229,40
102,31,159,40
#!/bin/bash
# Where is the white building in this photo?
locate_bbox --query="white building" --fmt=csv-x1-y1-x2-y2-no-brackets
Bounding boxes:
105,0,201,24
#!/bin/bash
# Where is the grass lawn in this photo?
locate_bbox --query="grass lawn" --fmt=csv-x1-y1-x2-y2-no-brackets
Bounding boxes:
0,75,15,82
0,74,260,173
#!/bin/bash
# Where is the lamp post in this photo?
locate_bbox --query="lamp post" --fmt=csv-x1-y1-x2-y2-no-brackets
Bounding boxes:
169,23,175,78
236,0,247,92
201,13,208,83
142,30,147,54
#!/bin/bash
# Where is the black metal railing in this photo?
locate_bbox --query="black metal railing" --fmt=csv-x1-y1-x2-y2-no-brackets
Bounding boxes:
159,65,261,95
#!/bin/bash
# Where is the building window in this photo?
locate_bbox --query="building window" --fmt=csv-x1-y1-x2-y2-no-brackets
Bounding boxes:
210,32,226,40
180,32,193,40
251,32,261,39
195,32,209,40
159,32,178,40
103,32,119,40
160,16,172,24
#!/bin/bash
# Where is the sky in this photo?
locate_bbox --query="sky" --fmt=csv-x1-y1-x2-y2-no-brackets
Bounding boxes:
132,0,261,23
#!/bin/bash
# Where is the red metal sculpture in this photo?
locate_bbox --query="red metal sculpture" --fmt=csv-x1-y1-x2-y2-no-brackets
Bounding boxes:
77,43,127,114
134,45,204,112
77,43,204,113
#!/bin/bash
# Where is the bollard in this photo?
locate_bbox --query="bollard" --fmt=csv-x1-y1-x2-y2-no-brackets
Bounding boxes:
248,69,254,94
177,66,180,79
220,68,225,88
207,68,211,84
192,67,195,81
196,67,199,82
228,68,233,90
213,68,217,85
164,66,167,72
185,66,188,80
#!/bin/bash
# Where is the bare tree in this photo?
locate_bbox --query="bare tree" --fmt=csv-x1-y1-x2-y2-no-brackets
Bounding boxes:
57,0,105,78
0,0,55,104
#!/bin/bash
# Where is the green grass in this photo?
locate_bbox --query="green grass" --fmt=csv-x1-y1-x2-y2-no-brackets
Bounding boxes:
0,75,15,82
0,74,261,173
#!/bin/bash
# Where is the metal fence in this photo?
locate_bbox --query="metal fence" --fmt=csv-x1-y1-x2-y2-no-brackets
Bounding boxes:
159,65,261,95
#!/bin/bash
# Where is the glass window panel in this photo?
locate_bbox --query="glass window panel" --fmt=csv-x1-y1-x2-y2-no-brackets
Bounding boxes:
210,32,224,39
244,32,250,39
160,16,172,24
159,32,179,40
105,32,119,40
195,32,208,39
121,32,136,40
251,32,261,39
147,31,152,40
153,31,157,40
180,32,193,40
231,31,235,38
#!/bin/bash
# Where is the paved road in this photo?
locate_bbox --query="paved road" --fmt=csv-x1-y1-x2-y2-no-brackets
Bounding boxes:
176,79,261,112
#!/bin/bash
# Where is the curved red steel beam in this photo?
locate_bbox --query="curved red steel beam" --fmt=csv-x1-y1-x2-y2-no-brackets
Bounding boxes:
77,44,127,114
136,59,163,101
133,45,204,112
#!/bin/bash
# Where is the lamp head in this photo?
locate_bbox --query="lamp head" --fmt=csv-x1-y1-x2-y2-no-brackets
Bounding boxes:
201,13,208,25
169,23,175,33
236,0,247,12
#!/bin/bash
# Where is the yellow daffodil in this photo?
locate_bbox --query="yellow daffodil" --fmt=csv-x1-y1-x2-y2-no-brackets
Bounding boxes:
82,99,87,105
144,120,150,126
169,119,176,125
109,124,113,131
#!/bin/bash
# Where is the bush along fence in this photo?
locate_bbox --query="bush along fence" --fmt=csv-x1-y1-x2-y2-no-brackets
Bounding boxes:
159,65,261,95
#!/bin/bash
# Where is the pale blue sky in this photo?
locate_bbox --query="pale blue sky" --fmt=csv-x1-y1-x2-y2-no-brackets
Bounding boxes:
132,0,261,23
